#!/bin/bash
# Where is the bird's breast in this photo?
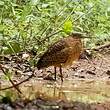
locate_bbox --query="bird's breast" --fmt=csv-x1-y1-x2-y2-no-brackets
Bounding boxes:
62,44,82,67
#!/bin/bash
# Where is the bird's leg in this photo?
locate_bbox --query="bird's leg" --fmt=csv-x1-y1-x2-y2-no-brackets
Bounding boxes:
54,66,57,81
59,65,63,82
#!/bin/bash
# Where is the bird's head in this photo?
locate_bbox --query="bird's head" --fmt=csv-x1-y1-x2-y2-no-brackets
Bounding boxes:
71,32,88,39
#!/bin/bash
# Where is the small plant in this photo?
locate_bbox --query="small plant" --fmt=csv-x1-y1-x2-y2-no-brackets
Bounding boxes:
0,0,110,56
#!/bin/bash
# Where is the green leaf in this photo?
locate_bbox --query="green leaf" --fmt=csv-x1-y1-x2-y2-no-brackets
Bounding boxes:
63,20,73,34
2,69,13,81
6,69,13,79
0,24,6,31
0,1,4,6
20,3,32,21
3,41,21,54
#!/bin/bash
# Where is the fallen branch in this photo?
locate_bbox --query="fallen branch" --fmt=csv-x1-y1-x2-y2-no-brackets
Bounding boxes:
92,42,110,51
0,64,22,94
0,73,34,91
41,30,62,43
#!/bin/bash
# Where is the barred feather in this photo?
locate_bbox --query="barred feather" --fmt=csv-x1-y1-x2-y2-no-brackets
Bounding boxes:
37,34,83,70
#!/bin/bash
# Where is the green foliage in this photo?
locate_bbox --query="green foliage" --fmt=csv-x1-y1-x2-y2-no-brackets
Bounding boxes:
1,90,18,103
0,0,110,55
2,69,13,81
2,40,21,54
63,19,73,34
1,93,12,104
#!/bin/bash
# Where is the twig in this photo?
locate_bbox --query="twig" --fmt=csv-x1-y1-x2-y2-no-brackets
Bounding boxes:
41,30,62,43
40,2,94,44
92,42,110,51
39,0,73,37
0,64,22,94
57,0,73,16
0,73,34,91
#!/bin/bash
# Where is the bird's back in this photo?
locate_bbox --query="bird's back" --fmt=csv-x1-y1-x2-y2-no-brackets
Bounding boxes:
37,36,82,70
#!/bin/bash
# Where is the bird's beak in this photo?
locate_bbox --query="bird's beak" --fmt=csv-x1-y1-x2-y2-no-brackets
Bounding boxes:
81,33,88,38
71,32,94,39
80,33,94,39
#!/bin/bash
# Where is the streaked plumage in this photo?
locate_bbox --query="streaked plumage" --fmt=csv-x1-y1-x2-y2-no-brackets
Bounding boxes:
37,33,84,82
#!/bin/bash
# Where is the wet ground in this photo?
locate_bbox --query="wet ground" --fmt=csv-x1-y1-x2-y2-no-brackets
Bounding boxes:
0,46,110,110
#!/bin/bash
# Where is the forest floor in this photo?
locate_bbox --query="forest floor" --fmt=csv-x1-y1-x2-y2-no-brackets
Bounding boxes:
0,44,110,110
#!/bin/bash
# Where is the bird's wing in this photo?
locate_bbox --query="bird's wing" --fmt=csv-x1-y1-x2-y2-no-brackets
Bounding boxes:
42,42,82,66
41,47,71,66
37,39,69,69
46,39,68,55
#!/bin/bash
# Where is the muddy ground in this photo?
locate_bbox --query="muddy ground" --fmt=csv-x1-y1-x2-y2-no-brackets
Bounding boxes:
0,45,110,110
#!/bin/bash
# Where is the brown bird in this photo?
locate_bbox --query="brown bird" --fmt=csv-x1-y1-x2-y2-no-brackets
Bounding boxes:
37,32,85,82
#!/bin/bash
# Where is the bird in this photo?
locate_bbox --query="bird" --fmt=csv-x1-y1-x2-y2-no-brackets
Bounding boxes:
37,32,85,82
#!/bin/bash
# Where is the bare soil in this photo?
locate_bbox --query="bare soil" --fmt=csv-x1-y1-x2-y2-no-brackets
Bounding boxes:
0,45,110,110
